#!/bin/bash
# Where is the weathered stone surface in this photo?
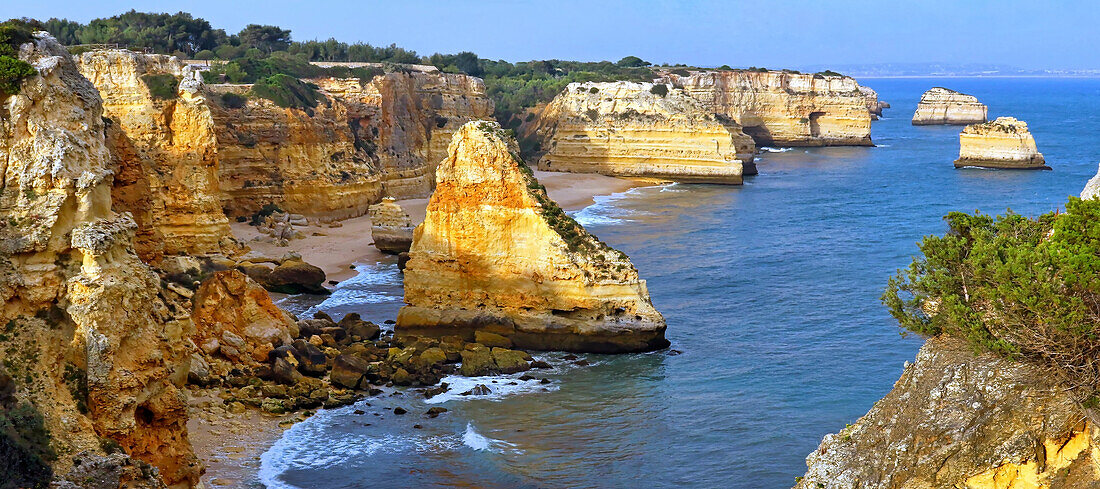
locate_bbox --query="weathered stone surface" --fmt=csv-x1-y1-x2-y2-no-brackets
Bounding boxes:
1082,163,1100,200
397,121,667,352
530,81,754,183
954,117,1047,170
249,259,329,295
77,50,236,261
369,197,414,253
912,87,987,125
860,85,889,120
330,354,370,389
0,34,199,487
796,336,1100,489
191,270,297,369
658,70,874,146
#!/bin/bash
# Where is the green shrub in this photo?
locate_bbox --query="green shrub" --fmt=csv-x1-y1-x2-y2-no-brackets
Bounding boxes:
220,91,247,109
250,73,322,112
249,203,283,226
140,73,179,100
0,56,35,98
649,84,669,97
817,69,843,77
883,197,1100,392
0,400,56,489
0,20,35,57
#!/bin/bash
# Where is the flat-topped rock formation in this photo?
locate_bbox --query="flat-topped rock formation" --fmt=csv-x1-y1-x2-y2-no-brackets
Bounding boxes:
397,121,668,352
527,81,755,184
658,70,874,146
912,87,987,125
77,50,237,262
0,33,199,488
796,336,1100,488
954,117,1047,170
369,197,414,253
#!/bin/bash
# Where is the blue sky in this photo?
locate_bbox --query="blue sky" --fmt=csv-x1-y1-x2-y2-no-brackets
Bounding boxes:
4,0,1097,69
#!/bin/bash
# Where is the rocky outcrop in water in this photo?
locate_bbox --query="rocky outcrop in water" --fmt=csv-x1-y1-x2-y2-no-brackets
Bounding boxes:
0,33,199,488
369,197,414,253
796,336,1100,489
860,86,890,120
528,81,755,184
397,121,667,352
76,50,236,262
912,87,987,125
658,70,874,146
954,117,1047,170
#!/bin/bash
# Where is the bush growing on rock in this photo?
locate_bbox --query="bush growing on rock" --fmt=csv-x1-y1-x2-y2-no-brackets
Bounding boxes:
883,197,1100,392
0,20,37,99
251,73,323,112
140,73,179,100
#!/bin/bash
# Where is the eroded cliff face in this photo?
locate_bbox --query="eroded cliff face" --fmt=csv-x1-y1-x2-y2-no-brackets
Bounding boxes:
397,121,667,352
659,70,873,146
208,84,384,220
77,50,236,262
796,336,1100,489
955,117,1047,169
860,86,890,120
528,81,755,184
315,71,493,199
0,34,199,488
912,87,987,125
1082,164,1100,200
190,270,298,373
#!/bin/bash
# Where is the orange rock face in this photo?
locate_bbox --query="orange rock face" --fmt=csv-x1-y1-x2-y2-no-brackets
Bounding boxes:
191,270,298,369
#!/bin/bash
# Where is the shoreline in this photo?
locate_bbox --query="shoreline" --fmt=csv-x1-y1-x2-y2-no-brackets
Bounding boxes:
198,170,643,486
229,171,643,283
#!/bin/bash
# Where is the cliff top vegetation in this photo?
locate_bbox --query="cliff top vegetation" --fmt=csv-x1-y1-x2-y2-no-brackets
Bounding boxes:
884,196,1100,395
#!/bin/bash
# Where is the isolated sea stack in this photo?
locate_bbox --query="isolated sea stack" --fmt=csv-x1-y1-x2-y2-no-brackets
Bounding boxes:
658,70,874,146
369,197,414,253
912,87,987,125
954,117,1047,169
796,336,1100,488
530,81,755,184
397,121,667,352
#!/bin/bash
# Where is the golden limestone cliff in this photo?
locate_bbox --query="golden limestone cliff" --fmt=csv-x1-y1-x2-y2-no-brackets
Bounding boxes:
0,34,199,488
314,70,493,198
955,117,1047,170
796,336,1100,489
397,121,668,352
659,70,873,146
76,50,236,262
207,84,384,220
860,86,890,120
528,81,755,184
912,87,988,125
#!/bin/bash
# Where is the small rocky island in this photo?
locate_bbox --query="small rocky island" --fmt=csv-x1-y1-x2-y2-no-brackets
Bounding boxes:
398,121,668,352
954,117,1047,170
912,87,988,125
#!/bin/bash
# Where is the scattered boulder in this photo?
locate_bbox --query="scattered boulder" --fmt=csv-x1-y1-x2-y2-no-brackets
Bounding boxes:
369,197,415,254
330,354,371,389
460,346,497,376
426,407,448,418
492,348,532,374
475,331,513,348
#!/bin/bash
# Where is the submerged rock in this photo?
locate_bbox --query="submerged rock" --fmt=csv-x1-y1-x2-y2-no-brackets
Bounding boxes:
397,121,668,353
796,336,1100,488
912,87,987,125
954,117,1047,170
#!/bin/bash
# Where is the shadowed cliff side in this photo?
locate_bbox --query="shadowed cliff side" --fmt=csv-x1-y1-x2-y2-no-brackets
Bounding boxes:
796,336,1100,489
0,34,199,488
397,121,667,352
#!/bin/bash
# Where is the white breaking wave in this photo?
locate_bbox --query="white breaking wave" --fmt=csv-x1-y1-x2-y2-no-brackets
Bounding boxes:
425,372,557,404
462,423,519,453
300,261,403,316
759,147,794,153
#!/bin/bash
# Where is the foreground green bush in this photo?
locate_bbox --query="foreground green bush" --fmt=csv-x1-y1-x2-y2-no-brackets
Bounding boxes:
884,197,1100,390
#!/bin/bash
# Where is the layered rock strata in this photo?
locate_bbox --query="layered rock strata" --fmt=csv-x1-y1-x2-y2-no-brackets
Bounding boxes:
369,197,414,253
954,117,1047,170
0,34,199,487
658,70,874,146
397,121,668,352
912,87,987,125
77,50,236,262
529,81,755,184
314,71,493,199
796,336,1100,488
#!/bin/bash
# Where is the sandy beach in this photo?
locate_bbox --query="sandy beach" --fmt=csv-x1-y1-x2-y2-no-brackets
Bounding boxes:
196,170,643,486
229,171,642,283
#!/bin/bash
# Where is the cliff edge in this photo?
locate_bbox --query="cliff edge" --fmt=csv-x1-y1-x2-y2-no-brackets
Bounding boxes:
530,81,755,184
397,121,667,352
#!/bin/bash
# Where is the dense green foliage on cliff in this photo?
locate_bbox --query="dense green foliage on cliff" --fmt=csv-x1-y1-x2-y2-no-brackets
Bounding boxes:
884,197,1100,390
0,20,37,98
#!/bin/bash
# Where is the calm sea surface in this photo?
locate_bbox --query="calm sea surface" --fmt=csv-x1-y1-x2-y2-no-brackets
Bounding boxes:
260,78,1100,489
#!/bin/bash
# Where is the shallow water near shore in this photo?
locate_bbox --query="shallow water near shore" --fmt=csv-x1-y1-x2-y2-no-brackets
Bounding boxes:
259,78,1100,488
